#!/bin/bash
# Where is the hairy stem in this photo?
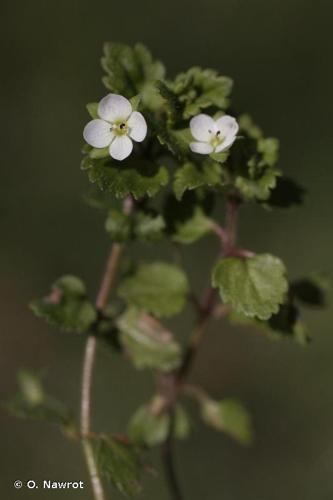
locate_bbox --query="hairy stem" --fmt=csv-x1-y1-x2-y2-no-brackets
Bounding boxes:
80,242,124,500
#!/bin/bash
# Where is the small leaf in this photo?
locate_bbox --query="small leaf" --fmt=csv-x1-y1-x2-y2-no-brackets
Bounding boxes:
212,254,288,320
128,401,190,446
209,151,229,164
166,67,233,119
118,262,189,317
157,126,191,160
174,161,224,200
201,398,253,445
134,212,165,241
93,435,142,496
86,102,98,119
81,156,169,200
102,43,165,111
129,94,141,111
156,80,182,123
173,208,212,244
117,308,182,371
7,371,74,434
30,275,97,333
235,167,281,201
163,190,215,234
105,210,132,242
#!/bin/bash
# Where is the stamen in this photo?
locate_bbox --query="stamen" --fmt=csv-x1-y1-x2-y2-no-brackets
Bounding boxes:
216,131,221,136
119,123,126,130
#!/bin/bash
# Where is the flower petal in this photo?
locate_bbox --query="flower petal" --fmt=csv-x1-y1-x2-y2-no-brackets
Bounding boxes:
128,111,147,142
190,114,216,142
190,141,214,155
215,115,239,138
109,135,133,161
215,134,237,153
83,119,114,148
98,94,132,122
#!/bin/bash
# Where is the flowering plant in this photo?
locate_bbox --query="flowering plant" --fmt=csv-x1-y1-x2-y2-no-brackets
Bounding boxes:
8,42,327,500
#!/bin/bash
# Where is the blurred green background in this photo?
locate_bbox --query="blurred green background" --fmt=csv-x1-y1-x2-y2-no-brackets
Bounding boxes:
1,0,332,498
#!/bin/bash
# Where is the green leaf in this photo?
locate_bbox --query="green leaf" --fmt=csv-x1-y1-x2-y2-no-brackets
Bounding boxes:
235,167,281,201
86,102,99,119
30,275,97,333
163,190,215,235
209,151,229,164
128,401,190,446
134,212,165,241
118,262,189,317
212,254,288,320
156,80,182,123
129,94,141,111
93,435,142,496
162,67,233,119
81,155,169,200
257,138,279,167
117,308,182,371
201,398,253,445
105,210,132,242
229,114,281,202
7,371,74,434
157,126,191,160
174,161,224,200
173,208,212,244
101,43,165,111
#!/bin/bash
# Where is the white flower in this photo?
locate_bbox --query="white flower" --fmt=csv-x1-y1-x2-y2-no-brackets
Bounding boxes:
83,94,147,161
189,114,239,155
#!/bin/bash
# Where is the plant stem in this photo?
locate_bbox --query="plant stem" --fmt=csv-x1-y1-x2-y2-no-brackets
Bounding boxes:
80,243,123,500
162,409,183,500
161,198,241,500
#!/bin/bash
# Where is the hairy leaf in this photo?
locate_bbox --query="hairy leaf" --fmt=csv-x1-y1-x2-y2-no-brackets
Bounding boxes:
117,309,182,371
30,275,96,333
173,208,212,244
201,398,253,445
212,254,288,320
81,156,169,200
159,67,233,119
129,401,190,446
102,43,165,111
93,435,142,496
118,262,189,317
7,371,74,433
134,212,165,241
105,210,132,242
174,161,224,200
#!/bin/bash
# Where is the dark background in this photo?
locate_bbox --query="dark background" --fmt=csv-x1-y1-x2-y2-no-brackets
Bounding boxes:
1,0,332,499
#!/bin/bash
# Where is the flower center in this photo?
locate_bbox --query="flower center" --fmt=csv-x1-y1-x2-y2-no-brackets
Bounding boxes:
112,121,129,136
209,130,224,148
